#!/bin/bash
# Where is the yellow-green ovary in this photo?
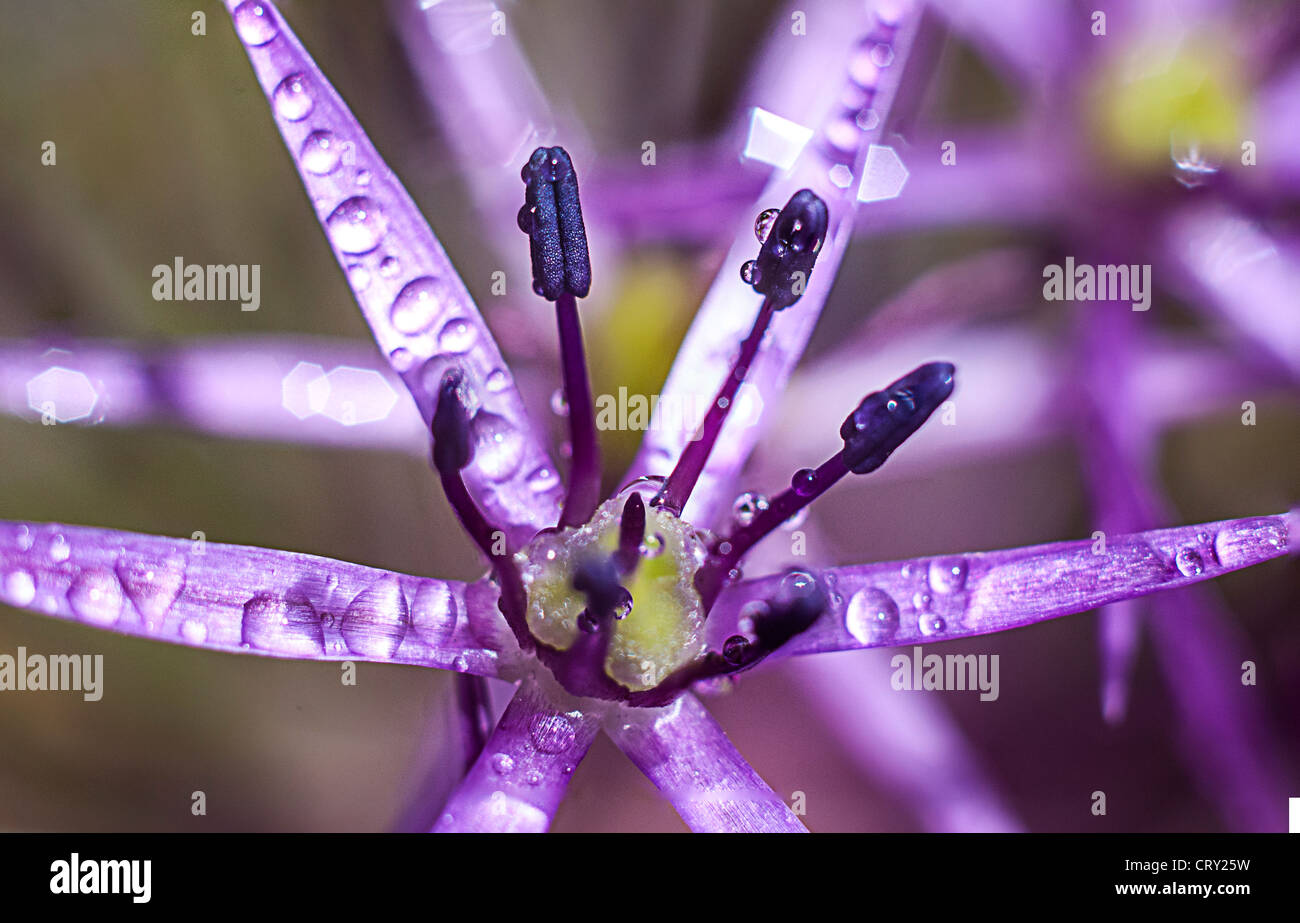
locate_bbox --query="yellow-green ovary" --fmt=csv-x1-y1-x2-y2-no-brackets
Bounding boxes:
517,496,707,691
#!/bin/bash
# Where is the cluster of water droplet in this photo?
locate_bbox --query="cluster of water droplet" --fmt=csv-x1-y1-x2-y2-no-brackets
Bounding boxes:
817,14,901,190
232,2,544,492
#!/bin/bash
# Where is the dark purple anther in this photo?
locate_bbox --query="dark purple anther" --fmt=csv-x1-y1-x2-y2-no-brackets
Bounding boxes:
431,368,475,475
519,146,601,528
572,555,626,623
840,361,954,474
519,146,590,300
695,363,956,606
656,191,829,516
431,369,532,650
741,189,828,310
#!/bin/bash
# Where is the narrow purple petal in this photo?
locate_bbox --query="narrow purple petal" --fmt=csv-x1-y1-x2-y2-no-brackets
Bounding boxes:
1162,205,1300,383
393,0,558,265
928,0,1076,91
758,327,1279,485
1,336,427,453
432,676,598,832
1097,599,1143,724
221,0,561,544
710,512,1297,656
0,520,510,677
788,651,1023,831
624,0,928,528
1147,587,1293,831
607,693,807,832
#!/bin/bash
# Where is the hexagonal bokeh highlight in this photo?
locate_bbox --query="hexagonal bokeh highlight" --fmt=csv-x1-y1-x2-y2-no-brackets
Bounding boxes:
856,143,909,203
320,366,399,426
743,107,814,170
26,367,98,423
281,362,330,420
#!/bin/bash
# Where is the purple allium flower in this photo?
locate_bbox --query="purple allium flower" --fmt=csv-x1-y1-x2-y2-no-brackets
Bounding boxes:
1,0,1296,833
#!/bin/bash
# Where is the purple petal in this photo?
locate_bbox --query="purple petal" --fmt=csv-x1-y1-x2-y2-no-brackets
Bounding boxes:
607,693,807,832
393,0,558,266
432,676,598,832
711,511,1297,656
1162,205,1300,383
1,336,427,453
0,520,509,677
789,651,1023,831
221,0,560,544
1147,587,1293,831
759,327,1279,486
624,0,928,528
928,0,1076,91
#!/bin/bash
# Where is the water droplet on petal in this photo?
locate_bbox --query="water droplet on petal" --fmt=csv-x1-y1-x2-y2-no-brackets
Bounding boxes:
49,534,70,563
326,196,387,254
491,752,515,775
389,276,447,334
300,130,341,175
355,169,372,186
116,555,186,627
470,412,524,481
1175,547,1205,577
341,574,409,659
378,255,400,277
526,465,560,493
411,581,458,645
347,264,371,291
16,525,34,551
272,73,314,121
180,618,208,645
3,570,36,607
529,714,576,754
754,208,780,243
241,594,325,656
232,1,279,45
485,369,509,393
739,260,761,286
1213,518,1287,568
550,388,569,417
928,557,968,593
845,588,899,644
68,567,124,626
437,317,477,353
919,613,946,636
389,347,415,372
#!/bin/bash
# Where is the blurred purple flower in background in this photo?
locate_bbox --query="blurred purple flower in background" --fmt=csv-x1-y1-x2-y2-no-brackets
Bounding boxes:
0,0,1296,832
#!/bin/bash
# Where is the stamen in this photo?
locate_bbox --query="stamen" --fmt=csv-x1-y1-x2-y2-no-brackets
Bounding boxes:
532,554,627,700
615,491,646,574
431,369,532,649
655,190,828,516
625,570,828,707
519,146,601,527
696,362,956,607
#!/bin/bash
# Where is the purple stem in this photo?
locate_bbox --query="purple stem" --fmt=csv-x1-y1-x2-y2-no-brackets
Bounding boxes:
555,291,601,527
655,296,778,516
698,452,849,607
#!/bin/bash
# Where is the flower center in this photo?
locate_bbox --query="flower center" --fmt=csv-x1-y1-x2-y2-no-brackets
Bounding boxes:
517,490,709,692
